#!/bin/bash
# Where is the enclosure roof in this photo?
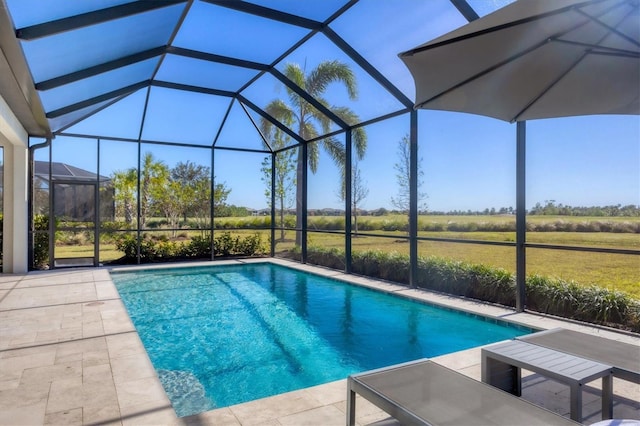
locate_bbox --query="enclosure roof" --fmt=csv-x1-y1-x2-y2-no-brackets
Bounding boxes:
34,161,110,182
0,0,507,149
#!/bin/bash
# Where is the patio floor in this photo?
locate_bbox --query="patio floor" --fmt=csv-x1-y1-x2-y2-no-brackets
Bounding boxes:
0,258,638,425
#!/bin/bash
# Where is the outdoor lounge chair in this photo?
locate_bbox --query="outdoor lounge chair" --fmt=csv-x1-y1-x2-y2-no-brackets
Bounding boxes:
347,359,579,425
517,328,640,384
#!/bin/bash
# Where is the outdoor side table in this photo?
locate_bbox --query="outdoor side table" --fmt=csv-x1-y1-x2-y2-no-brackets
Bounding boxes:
347,359,579,426
481,340,614,423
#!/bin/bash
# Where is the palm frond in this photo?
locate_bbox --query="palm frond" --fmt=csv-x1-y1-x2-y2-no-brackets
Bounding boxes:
302,122,320,140
329,106,367,159
307,140,320,173
283,63,307,110
321,137,346,167
307,96,333,134
261,100,296,149
307,60,358,99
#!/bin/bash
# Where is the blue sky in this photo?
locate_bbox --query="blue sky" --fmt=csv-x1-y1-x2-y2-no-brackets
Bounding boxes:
26,0,640,212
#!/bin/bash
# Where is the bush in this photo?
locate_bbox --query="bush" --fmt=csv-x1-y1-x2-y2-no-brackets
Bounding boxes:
419,221,445,232
33,214,50,269
115,233,180,261
114,231,266,263
214,232,236,256
306,246,345,270
447,222,478,232
235,233,265,256
308,216,345,231
526,275,640,330
356,219,377,231
183,235,212,258
380,219,407,232
57,230,89,246
114,234,137,259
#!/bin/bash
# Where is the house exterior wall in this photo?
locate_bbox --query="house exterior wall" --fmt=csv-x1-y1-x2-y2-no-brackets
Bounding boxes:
0,93,28,273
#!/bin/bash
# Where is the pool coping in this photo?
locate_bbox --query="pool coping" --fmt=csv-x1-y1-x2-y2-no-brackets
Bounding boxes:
1,258,638,425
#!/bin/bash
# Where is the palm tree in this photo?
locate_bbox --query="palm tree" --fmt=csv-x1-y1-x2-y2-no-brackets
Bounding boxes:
260,60,367,245
111,168,137,224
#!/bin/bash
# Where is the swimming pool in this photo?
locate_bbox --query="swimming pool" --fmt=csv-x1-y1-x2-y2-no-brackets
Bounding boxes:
111,262,531,417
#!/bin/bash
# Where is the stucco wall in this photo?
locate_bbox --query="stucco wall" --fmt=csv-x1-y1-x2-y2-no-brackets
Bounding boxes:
0,93,29,273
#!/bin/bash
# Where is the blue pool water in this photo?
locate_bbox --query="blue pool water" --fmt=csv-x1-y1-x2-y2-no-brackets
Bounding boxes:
111,263,531,417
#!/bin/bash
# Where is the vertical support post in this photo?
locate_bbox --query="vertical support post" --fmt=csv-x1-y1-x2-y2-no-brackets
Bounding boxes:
516,121,526,312
136,141,142,264
27,139,50,272
270,151,276,257
210,147,215,260
409,111,418,287
345,130,353,273
301,142,308,263
48,142,55,269
27,146,33,271
95,138,100,267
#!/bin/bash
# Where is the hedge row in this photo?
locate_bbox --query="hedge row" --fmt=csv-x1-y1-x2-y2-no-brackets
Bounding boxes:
114,232,266,262
302,246,640,332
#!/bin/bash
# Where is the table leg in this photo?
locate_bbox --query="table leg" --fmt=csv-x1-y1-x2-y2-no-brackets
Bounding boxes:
602,374,613,420
347,382,356,426
569,383,583,423
482,353,521,396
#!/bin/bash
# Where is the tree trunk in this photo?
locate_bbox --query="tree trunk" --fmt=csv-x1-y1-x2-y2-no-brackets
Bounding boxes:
279,199,285,241
353,211,358,235
124,200,133,224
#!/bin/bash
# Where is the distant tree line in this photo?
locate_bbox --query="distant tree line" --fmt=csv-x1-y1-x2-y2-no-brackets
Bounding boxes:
528,201,639,217
308,203,639,217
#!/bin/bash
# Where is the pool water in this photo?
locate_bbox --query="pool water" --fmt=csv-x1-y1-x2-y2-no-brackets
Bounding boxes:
111,262,530,417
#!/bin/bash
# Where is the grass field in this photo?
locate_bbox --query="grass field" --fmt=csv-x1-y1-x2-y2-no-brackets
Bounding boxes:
54,214,639,299
303,232,639,296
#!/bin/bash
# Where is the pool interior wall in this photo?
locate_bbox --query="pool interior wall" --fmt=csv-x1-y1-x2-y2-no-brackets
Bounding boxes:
111,261,533,417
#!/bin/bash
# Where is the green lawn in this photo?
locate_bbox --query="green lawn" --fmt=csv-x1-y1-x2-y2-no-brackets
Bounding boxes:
54,214,640,299
299,231,640,298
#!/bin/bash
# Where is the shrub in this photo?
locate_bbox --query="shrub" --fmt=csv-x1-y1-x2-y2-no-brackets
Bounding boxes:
308,216,345,231
115,231,266,262
356,219,377,231
146,218,167,229
114,233,179,261
306,246,345,270
214,232,236,256
114,234,137,259
485,222,515,232
447,222,478,232
526,275,640,330
33,214,50,269
235,233,265,256
381,219,407,232
182,235,212,258
100,221,131,243
57,230,94,245
282,215,296,228
419,221,445,232
249,217,270,228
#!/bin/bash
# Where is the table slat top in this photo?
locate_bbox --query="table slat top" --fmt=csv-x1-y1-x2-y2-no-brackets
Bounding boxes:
483,340,612,382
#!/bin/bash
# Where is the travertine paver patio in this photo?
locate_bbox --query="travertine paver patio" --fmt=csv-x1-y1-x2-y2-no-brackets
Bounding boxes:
0,258,638,425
